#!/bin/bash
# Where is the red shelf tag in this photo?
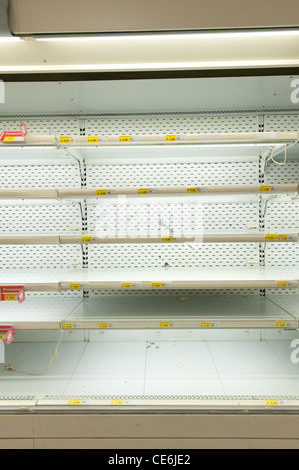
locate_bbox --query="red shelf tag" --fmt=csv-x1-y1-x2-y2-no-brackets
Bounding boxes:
0,326,14,344
0,122,27,142
0,286,25,303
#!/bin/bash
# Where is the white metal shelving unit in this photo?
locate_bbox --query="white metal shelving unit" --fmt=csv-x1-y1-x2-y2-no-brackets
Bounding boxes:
0,108,299,411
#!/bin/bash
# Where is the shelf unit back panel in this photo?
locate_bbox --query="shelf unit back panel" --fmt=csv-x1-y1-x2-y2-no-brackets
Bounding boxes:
0,165,81,190
85,114,259,135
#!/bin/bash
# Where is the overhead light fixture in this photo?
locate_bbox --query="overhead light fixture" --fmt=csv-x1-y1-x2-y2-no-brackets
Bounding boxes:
1,28,298,73
0,36,21,42
33,29,299,41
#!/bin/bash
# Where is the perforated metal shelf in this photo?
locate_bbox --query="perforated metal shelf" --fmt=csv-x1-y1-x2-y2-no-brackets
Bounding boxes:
65,294,297,330
0,183,297,200
0,131,297,147
0,297,83,330
0,267,298,291
0,294,297,330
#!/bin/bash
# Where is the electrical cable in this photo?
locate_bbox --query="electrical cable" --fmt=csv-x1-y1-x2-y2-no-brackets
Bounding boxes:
5,330,64,376
271,144,288,166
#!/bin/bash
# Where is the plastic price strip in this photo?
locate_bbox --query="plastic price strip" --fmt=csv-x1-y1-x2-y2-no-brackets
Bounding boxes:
260,185,280,192
111,399,125,406
162,236,173,242
200,322,212,328
159,322,180,328
275,321,286,328
166,135,176,141
110,399,135,406
121,283,132,289
87,136,98,143
66,399,94,406
81,236,92,243
265,234,276,241
264,400,280,406
265,234,289,241
95,189,107,196
69,283,81,290
62,323,73,330
152,282,162,289
277,234,289,241
3,295,16,301
260,185,271,192
59,136,71,144
276,281,288,288
120,282,141,289
67,399,82,406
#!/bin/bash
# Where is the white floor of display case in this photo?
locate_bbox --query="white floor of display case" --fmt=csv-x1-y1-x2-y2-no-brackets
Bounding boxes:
1,340,299,399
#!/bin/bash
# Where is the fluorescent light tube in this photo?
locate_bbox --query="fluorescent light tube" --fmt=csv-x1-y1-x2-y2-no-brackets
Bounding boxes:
34,29,299,41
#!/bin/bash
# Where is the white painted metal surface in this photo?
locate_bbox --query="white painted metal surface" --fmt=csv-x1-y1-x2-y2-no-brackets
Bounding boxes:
1,340,299,399
0,341,4,364
0,295,296,330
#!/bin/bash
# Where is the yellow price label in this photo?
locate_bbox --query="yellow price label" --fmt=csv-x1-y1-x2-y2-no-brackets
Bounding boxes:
264,399,279,406
119,136,130,142
121,283,132,289
200,322,211,328
70,283,81,290
160,322,170,328
187,187,198,193
111,399,124,406
137,188,149,195
3,136,15,142
59,136,71,144
4,294,16,301
67,399,81,406
275,321,286,328
88,136,98,143
62,323,73,330
265,234,276,241
277,234,288,241
81,236,92,243
152,282,162,289
166,135,176,141
260,185,271,192
96,189,107,196
0,334,3,341
162,236,173,242
276,281,288,288
98,323,109,329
